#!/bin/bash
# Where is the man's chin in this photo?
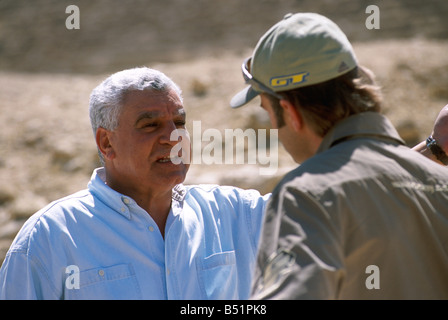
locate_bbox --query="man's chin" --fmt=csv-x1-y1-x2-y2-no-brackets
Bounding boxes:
161,164,189,186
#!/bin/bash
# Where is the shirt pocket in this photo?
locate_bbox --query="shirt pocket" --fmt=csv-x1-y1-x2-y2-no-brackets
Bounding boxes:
196,250,238,299
64,263,142,300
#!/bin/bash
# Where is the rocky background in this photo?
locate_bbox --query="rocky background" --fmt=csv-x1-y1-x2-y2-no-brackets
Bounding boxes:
1,0,448,264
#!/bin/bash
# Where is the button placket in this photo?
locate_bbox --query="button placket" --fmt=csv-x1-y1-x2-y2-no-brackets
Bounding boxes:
164,223,183,299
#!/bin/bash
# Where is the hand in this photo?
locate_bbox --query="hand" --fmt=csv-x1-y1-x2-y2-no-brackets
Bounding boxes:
412,104,448,165
431,104,448,154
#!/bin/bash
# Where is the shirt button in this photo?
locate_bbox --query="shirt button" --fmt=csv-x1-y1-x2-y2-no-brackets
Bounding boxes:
98,269,105,277
148,226,155,232
121,207,126,213
166,268,170,275
123,198,130,205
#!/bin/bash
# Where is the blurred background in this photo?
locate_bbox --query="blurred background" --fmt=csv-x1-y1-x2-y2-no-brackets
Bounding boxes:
1,0,448,263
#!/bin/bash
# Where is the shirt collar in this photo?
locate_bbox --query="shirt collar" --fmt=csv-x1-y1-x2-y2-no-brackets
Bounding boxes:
88,167,187,219
316,112,405,154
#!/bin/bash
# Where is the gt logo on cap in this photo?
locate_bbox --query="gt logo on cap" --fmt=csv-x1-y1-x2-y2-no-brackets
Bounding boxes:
270,72,309,88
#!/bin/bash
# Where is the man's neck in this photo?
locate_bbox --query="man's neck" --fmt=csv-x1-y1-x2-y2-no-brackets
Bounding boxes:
133,191,172,238
104,169,173,238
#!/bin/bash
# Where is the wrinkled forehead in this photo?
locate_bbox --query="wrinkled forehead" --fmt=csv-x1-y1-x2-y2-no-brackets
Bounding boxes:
134,107,186,123
123,88,184,112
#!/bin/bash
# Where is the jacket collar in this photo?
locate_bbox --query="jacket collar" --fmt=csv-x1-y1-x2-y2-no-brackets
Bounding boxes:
317,112,405,154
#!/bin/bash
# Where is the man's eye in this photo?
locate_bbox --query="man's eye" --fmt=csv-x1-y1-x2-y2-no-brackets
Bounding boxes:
143,122,157,128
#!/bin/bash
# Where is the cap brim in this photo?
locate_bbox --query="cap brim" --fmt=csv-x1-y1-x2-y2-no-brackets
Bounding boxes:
230,86,260,108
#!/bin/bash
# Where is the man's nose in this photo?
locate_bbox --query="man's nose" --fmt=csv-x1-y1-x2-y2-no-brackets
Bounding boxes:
159,121,180,146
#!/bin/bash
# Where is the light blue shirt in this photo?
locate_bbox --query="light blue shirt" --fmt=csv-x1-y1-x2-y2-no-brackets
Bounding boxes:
0,168,269,300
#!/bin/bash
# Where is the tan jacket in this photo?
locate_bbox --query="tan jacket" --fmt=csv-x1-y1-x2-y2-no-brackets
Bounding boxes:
252,112,448,299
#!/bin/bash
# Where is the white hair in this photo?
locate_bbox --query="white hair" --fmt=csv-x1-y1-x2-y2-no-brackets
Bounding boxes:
89,67,183,164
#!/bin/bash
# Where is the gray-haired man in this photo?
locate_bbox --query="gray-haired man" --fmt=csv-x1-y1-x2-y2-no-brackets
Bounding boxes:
0,67,269,299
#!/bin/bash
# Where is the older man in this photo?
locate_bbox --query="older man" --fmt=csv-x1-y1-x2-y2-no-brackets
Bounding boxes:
0,67,269,299
231,13,448,299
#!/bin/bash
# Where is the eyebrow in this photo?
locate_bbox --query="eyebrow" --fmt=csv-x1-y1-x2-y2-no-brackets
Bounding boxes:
134,109,186,126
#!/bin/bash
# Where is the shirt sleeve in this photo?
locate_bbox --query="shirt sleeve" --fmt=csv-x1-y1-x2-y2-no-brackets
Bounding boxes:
0,250,59,300
241,189,271,254
251,185,345,299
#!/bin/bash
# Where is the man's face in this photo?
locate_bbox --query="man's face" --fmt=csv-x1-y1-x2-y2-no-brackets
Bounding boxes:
105,88,189,195
260,93,309,164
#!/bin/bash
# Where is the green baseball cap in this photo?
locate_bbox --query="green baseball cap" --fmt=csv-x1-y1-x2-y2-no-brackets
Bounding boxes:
230,12,358,108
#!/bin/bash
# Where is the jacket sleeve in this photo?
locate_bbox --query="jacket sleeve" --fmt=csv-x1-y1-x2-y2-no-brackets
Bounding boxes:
251,185,345,299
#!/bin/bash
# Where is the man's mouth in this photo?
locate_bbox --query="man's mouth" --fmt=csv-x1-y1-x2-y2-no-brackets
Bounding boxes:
156,155,181,163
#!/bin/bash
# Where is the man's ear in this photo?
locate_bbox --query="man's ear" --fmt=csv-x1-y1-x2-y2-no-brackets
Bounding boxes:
279,99,304,132
96,127,116,161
